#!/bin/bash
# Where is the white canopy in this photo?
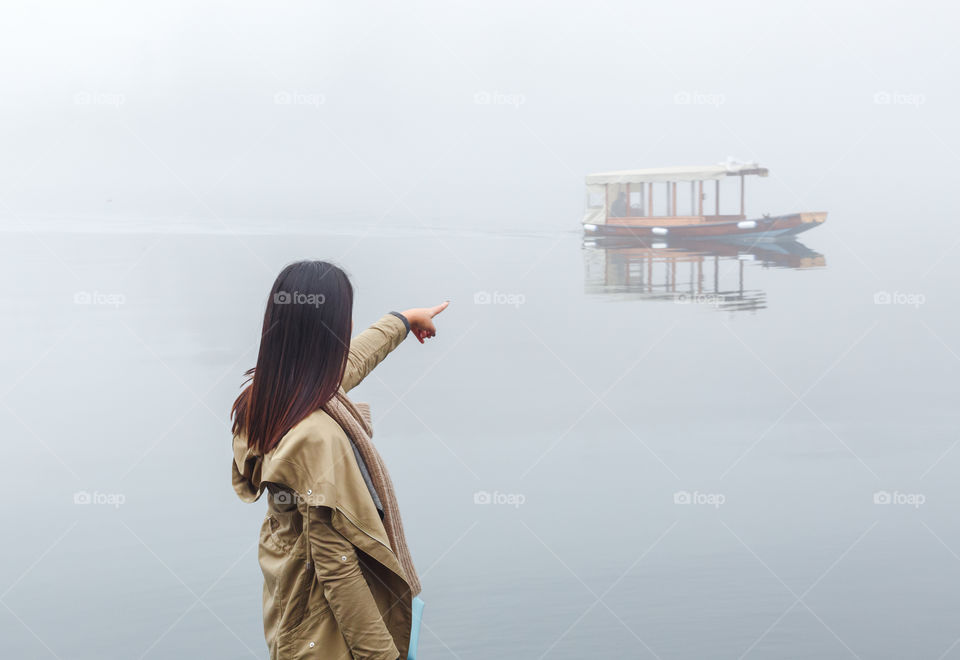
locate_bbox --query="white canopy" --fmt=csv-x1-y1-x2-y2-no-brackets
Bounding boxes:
586,162,767,185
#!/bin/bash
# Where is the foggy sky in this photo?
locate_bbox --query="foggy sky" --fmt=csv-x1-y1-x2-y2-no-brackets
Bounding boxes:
0,0,955,238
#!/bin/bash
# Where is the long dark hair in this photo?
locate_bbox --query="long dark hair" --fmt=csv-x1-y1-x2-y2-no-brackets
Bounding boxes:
232,260,354,454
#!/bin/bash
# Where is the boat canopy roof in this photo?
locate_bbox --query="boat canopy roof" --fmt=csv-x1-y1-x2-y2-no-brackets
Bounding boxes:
586,162,768,185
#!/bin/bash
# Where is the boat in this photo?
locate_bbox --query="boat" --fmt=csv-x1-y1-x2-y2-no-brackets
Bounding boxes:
581,161,826,240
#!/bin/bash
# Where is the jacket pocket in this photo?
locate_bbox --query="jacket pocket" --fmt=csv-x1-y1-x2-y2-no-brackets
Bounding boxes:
259,517,285,593
266,515,291,552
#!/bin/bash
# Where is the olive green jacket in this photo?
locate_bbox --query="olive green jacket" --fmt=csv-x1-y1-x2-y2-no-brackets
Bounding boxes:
233,314,413,659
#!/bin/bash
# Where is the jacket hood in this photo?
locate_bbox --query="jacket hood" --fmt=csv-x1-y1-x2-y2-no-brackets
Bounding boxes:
232,407,407,574
232,398,375,504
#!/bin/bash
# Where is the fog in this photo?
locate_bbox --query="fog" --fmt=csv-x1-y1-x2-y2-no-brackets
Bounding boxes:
1,1,958,659
2,1,956,236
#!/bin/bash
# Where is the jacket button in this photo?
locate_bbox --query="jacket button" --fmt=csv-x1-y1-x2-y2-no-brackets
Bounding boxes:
307,489,313,495
308,641,315,648
340,555,347,562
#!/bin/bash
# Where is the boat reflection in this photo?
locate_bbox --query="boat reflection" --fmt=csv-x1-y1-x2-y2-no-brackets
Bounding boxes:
583,236,826,313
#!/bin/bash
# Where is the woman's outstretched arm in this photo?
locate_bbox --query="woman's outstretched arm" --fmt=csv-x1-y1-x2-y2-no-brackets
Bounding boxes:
341,302,449,393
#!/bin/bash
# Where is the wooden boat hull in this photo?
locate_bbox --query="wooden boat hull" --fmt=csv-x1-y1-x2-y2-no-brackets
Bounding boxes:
583,212,826,240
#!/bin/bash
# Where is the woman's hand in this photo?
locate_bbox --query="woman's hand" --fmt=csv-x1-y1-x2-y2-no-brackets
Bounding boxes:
401,301,449,344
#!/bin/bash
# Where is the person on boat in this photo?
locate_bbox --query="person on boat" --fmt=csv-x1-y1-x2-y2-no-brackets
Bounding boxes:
610,191,627,217
231,260,448,659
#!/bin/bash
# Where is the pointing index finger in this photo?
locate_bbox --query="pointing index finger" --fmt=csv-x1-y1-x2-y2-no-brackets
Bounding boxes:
429,300,450,317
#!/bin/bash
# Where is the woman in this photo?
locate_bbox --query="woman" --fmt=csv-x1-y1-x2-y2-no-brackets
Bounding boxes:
231,260,447,659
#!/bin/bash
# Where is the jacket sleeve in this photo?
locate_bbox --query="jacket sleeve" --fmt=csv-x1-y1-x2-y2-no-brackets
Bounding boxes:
307,506,399,660
341,313,409,394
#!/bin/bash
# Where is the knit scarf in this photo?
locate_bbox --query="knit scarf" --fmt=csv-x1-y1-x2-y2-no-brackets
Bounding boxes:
323,391,422,596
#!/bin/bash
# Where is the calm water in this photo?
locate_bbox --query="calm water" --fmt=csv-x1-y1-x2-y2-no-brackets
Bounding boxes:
1,218,958,659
